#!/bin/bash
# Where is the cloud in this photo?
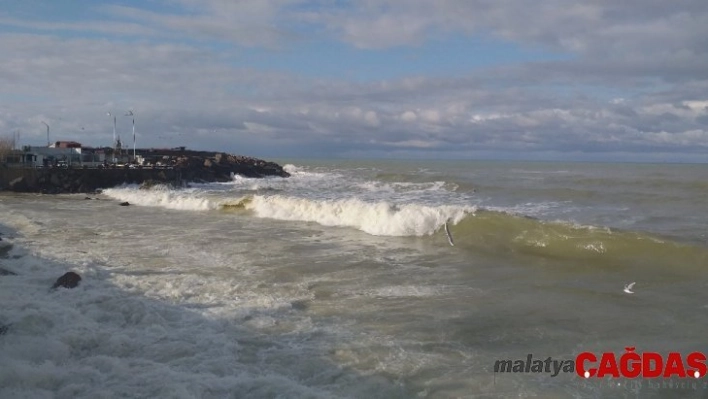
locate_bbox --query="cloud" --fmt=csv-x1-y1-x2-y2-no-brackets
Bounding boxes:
0,1,707,161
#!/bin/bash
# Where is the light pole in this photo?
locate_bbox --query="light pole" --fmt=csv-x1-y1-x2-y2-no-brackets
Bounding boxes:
41,121,50,146
106,112,117,146
125,110,135,160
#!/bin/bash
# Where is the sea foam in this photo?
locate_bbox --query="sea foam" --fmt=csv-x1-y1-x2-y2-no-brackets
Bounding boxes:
245,195,473,236
103,187,474,237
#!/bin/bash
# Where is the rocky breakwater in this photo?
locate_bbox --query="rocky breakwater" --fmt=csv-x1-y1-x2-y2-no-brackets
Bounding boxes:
1,151,289,193
173,152,290,182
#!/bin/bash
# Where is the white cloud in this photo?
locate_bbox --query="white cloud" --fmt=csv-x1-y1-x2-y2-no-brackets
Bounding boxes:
0,1,707,160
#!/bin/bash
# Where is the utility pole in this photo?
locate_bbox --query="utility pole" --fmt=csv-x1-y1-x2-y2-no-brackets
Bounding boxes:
41,121,50,146
107,112,117,145
125,110,135,160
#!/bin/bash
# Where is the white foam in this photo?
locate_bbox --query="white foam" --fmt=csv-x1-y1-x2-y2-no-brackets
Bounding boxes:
0,235,381,399
0,204,42,234
581,242,606,253
103,186,218,211
282,164,332,179
364,285,444,298
246,195,473,236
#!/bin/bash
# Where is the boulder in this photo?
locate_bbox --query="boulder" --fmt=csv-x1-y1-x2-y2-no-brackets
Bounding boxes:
50,173,62,187
52,271,82,289
119,202,130,206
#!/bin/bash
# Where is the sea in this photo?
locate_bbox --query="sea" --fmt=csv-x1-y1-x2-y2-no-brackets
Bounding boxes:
1,159,707,398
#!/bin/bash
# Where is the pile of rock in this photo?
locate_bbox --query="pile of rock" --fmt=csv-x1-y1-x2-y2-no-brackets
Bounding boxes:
2,151,289,193
174,152,290,182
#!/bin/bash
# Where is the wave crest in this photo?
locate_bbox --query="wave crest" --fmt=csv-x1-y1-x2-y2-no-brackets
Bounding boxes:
245,195,473,236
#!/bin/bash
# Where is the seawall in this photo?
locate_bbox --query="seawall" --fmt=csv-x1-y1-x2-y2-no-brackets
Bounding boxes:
0,167,181,194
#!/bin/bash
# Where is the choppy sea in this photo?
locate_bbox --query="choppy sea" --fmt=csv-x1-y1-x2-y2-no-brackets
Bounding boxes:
1,160,707,398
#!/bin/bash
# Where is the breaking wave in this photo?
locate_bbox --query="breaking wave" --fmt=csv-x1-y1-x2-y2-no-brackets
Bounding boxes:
102,187,472,236
101,184,707,268
245,195,472,236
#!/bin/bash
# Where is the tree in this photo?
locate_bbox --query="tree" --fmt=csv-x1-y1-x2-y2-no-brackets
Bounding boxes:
0,135,16,163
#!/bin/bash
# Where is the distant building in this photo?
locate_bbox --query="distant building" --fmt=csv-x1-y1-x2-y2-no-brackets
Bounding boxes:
21,142,104,167
50,141,82,149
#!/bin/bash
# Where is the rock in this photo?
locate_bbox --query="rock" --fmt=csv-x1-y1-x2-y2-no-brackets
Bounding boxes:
0,324,9,335
84,197,92,200
0,268,17,276
214,153,224,164
119,202,130,206
51,271,82,289
50,173,62,187
204,159,213,168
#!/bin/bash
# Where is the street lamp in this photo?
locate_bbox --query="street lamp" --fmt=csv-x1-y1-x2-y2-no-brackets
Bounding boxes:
106,112,117,146
41,121,50,146
125,110,135,160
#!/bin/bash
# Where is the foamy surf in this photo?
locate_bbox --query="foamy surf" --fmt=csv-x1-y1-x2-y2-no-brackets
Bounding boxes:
246,195,474,236
103,186,219,211
102,183,475,236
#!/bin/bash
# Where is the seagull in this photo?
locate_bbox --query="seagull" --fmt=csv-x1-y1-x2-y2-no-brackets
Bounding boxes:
444,221,455,247
624,282,636,294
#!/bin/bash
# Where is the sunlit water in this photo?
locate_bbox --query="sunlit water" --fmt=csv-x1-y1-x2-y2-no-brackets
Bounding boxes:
1,160,707,398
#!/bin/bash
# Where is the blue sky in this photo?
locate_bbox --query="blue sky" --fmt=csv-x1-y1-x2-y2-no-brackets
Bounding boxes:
1,0,707,162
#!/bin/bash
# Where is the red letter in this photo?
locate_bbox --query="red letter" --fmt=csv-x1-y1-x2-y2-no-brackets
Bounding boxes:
597,353,620,378
664,352,687,378
576,352,597,378
642,352,663,378
687,352,707,378
620,347,641,378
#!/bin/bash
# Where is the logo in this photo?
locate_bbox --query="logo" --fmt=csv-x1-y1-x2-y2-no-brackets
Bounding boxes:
494,348,707,379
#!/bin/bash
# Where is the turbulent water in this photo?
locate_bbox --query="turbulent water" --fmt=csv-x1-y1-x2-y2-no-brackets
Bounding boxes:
1,160,707,398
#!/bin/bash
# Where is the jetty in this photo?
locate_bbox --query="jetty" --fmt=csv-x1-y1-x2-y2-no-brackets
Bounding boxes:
0,147,289,194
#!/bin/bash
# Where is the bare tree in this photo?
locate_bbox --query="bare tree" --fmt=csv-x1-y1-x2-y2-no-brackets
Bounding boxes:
0,135,16,163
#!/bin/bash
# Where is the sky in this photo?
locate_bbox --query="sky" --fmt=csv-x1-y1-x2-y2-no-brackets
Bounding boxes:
1,0,708,162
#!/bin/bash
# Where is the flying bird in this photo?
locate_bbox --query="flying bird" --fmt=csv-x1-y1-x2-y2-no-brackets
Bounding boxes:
623,282,636,294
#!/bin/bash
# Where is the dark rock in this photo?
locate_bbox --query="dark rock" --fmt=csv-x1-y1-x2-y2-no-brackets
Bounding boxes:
84,197,92,200
0,268,17,276
0,324,9,335
52,271,82,289
119,202,130,206
50,173,62,187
